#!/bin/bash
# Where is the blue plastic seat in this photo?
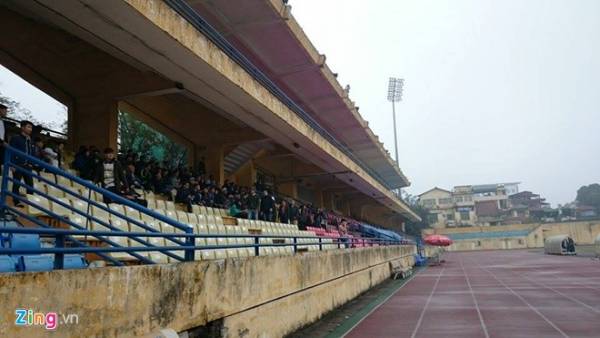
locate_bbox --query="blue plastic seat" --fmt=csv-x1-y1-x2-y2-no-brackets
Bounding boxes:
0,221,19,228
9,234,41,250
0,221,19,248
414,254,427,267
0,256,16,272
62,254,87,270
17,255,54,272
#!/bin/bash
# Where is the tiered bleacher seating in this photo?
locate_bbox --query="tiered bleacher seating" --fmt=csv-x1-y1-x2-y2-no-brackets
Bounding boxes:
8,172,341,267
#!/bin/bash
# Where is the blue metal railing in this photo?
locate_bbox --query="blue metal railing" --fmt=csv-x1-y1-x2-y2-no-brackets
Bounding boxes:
1,145,195,266
162,0,397,191
0,145,407,270
0,226,403,256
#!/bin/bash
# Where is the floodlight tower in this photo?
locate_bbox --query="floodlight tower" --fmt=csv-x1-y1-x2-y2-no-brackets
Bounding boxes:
387,77,404,165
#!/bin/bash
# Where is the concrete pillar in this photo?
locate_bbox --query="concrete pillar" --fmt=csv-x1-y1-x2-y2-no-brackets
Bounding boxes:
234,160,256,188
70,98,118,150
322,191,334,210
314,189,324,209
278,182,297,199
344,200,351,217
205,145,225,186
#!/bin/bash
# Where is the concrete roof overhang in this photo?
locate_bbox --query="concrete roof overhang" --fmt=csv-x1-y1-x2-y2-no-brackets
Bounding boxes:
2,0,419,222
186,0,410,189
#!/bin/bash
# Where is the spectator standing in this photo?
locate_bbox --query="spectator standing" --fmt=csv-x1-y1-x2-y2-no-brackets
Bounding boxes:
247,189,259,220
260,190,274,221
289,200,299,225
93,148,125,203
279,200,289,224
79,147,100,180
32,137,46,171
9,120,34,207
72,146,89,173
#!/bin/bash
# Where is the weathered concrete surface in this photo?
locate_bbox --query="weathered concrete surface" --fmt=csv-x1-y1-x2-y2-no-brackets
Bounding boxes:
424,223,538,235
220,258,399,338
0,246,415,337
423,245,444,258
429,221,600,251
121,0,418,221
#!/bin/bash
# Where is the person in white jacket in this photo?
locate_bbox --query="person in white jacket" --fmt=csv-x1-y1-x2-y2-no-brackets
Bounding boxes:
43,145,59,167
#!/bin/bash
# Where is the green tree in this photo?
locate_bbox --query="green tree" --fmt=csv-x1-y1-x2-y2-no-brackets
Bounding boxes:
118,110,187,168
402,193,432,237
576,183,600,212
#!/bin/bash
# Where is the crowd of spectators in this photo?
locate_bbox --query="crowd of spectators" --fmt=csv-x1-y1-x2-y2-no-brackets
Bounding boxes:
0,110,361,236
69,146,348,230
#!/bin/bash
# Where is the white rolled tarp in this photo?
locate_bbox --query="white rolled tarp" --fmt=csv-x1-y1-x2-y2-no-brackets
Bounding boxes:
595,234,600,257
544,234,575,255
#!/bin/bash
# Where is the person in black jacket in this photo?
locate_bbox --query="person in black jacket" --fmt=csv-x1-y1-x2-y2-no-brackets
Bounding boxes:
289,200,299,225
247,189,260,220
279,200,289,224
260,190,274,221
93,148,125,204
9,120,34,207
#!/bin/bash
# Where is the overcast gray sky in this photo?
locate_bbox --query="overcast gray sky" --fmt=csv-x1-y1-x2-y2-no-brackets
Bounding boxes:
291,0,600,206
0,65,66,127
0,0,598,206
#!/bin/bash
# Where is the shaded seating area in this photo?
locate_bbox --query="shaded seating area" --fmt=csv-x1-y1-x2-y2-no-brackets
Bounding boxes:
0,146,404,272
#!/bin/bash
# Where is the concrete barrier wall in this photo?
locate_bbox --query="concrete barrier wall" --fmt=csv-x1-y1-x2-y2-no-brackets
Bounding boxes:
424,223,538,235
0,246,415,337
529,221,600,246
220,256,399,337
448,237,528,251
441,221,600,251
424,245,444,257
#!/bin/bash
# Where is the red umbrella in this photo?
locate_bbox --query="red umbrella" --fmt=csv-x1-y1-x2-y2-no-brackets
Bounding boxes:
424,234,453,247
438,236,453,246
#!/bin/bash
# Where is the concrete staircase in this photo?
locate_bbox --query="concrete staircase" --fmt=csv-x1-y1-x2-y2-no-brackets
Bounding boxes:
224,142,265,176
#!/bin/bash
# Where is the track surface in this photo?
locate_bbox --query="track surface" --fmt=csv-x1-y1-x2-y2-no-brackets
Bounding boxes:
345,250,600,338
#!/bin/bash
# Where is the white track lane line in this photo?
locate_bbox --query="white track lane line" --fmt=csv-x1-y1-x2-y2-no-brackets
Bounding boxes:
410,267,445,338
459,254,490,338
474,257,570,338
518,269,600,314
341,266,426,338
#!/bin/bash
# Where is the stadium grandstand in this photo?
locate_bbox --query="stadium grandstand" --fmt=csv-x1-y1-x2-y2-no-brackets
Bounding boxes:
2,2,599,338
0,1,419,337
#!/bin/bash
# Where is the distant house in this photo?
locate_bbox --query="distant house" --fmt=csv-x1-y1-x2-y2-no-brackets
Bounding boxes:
419,183,554,228
509,191,548,210
418,187,455,228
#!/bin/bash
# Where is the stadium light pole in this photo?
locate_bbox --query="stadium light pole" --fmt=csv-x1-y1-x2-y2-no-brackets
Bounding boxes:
387,77,404,165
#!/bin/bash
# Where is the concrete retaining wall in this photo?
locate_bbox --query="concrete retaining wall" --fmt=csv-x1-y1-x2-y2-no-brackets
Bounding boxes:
0,246,415,337
439,221,600,251
220,257,394,337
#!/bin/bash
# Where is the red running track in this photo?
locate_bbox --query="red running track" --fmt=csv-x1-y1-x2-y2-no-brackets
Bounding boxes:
345,250,600,338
